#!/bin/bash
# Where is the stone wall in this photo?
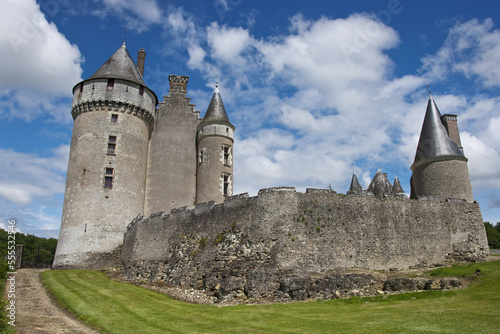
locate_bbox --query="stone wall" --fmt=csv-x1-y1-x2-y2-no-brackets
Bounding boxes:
120,187,489,302
143,85,200,216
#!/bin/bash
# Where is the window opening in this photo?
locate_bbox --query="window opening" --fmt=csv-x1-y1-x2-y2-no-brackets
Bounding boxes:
222,145,231,166
139,85,144,96
107,136,117,155
104,168,114,188
107,79,114,88
222,174,231,196
111,114,118,122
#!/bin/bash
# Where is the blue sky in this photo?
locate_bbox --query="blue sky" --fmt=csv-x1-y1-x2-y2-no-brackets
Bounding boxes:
1,0,500,238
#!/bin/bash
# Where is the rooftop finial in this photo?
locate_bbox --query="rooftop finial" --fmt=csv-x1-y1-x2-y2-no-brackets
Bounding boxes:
122,29,127,45
215,76,219,93
427,85,431,98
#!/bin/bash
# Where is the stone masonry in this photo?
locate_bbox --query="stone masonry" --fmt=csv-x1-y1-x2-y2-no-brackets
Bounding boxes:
120,187,489,303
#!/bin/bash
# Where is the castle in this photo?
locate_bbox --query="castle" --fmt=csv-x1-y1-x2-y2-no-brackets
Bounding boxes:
53,44,489,301
53,43,234,268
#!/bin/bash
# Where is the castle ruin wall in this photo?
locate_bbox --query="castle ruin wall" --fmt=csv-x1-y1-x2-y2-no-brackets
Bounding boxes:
121,187,489,301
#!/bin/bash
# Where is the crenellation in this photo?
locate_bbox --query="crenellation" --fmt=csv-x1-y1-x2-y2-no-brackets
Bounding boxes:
194,201,216,215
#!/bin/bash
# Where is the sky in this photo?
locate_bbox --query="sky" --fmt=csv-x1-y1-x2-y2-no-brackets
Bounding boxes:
1,0,500,239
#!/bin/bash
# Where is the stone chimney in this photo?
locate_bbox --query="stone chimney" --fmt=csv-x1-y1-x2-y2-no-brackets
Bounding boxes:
441,114,463,152
169,75,189,91
137,49,146,77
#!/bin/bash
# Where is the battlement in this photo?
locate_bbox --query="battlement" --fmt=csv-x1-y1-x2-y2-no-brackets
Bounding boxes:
121,186,489,302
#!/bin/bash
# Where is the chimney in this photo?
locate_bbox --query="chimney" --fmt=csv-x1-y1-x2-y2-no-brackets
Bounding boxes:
137,49,146,77
441,114,463,152
169,75,189,91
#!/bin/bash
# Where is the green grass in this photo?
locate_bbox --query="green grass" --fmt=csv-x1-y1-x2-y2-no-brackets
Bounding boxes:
42,260,500,334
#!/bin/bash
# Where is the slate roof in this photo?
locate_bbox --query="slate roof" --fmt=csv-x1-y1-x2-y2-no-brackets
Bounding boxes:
201,85,234,128
348,173,363,194
412,95,465,167
89,43,146,86
392,175,405,195
367,169,393,199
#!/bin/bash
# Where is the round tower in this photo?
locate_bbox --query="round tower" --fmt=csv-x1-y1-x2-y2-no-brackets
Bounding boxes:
196,85,235,204
53,43,158,269
410,95,473,202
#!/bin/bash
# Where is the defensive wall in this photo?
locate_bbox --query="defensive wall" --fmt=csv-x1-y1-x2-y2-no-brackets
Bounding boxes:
120,187,489,302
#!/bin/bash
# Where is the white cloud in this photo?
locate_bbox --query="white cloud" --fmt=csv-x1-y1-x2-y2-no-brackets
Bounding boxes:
207,23,251,62
92,0,162,31
0,89,73,123
0,0,83,96
0,145,69,206
461,132,500,192
422,18,500,88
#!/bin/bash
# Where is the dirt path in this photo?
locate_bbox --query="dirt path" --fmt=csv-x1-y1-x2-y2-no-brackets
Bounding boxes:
6,268,100,334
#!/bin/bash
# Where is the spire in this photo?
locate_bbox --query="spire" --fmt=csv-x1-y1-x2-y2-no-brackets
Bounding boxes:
347,172,363,195
90,44,146,86
412,95,465,168
392,175,405,196
201,85,233,128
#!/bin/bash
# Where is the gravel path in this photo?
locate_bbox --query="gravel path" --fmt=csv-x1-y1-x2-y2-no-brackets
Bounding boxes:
6,268,100,334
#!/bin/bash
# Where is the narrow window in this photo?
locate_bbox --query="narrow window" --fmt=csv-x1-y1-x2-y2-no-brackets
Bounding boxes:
107,136,117,155
79,83,83,93
222,145,231,166
111,114,118,122
223,174,230,196
104,168,114,188
198,148,205,164
139,85,144,96
107,79,114,89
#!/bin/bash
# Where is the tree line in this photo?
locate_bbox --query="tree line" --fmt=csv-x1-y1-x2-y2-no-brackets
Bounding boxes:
484,222,500,249
0,228,57,269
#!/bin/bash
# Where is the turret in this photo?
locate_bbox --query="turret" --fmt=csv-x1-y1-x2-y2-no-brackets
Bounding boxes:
410,95,473,202
196,85,235,204
391,175,406,198
53,43,158,269
367,169,392,199
346,172,363,195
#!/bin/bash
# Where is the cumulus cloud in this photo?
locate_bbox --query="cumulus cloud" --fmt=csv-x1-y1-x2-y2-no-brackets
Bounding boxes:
0,0,83,96
0,145,69,206
207,23,251,62
180,13,500,202
422,18,500,88
92,0,162,32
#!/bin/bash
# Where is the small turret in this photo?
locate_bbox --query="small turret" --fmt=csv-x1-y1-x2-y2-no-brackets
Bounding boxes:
410,95,473,202
196,84,235,204
391,175,406,198
367,169,392,199
347,172,363,195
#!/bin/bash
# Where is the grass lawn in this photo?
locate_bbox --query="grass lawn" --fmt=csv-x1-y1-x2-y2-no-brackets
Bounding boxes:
42,260,500,334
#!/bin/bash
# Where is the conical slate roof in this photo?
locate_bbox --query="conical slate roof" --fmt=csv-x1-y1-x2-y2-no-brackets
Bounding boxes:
201,86,234,128
412,95,465,167
367,169,392,199
392,175,405,195
89,43,146,86
348,173,362,194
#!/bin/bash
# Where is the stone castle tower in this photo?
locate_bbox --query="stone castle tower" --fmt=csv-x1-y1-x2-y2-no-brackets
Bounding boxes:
410,95,473,202
346,94,473,203
53,44,234,269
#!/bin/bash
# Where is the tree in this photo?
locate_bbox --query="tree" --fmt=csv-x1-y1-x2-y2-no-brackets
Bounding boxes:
484,222,500,249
